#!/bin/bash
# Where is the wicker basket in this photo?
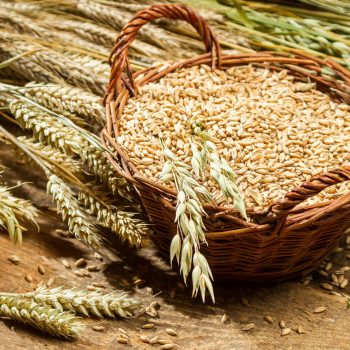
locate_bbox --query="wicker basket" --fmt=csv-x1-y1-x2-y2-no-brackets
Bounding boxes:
101,4,350,282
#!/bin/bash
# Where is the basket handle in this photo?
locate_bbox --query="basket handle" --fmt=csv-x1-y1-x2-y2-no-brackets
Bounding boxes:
267,167,350,233
106,4,221,97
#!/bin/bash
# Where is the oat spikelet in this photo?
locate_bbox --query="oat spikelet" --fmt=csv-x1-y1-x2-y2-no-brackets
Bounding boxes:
160,147,215,303
20,82,105,128
79,186,151,248
191,136,247,219
46,173,102,249
27,286,143,318
0,295,82,338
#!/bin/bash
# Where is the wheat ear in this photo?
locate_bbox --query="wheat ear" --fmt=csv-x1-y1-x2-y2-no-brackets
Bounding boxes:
79,185,151,248
0,123,102,250
23,286,143,318
9,98,129,198
16,136,81,175
20,82,105,128
0,173,37,244
0,295,82,338
0,37,105,94
46,173,102,249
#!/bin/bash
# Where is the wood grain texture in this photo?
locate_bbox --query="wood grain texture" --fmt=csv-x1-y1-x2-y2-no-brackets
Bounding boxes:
0,140,349,350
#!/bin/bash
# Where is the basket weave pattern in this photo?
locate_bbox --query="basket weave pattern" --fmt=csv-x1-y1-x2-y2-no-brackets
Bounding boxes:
102,4,350,282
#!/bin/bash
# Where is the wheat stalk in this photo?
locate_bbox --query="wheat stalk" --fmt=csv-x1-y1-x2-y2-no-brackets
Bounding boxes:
78,184,151,248
160,147,215,303
21,286,143,318
0,295,82,338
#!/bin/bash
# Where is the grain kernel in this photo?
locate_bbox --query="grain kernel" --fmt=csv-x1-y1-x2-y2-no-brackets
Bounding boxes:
281,328,291,336
264,315,273,324
166,328,177,336
242,323,255,331
313,306,327,314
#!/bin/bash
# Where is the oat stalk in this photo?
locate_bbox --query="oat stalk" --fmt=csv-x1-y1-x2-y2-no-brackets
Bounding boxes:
160,147,215,303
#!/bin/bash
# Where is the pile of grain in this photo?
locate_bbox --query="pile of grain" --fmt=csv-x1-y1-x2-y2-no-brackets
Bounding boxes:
117,64,350,210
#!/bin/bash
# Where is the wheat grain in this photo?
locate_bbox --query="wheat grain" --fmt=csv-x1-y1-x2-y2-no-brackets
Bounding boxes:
0,295,82,338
